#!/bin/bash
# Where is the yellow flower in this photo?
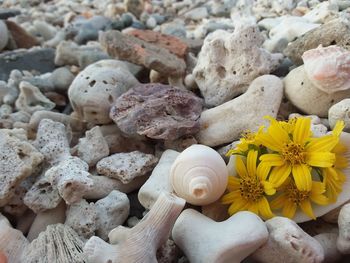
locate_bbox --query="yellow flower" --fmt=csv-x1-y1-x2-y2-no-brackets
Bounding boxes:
221,150,275,219
270,179,329,220
226,127,263,156
258,117,337,191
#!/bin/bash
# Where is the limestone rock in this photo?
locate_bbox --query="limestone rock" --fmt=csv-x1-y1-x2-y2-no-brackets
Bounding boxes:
251,217,324,263
96,151,158,183
314,233,342,263
196,75,283,147
193,25,282,106
110,83,203,140
100,30,186,77
68,59,139,124
0,130,43,206
284,65,350,117
284,18,350,65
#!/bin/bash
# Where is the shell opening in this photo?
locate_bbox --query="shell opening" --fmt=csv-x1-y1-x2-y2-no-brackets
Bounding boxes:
189,177,210,199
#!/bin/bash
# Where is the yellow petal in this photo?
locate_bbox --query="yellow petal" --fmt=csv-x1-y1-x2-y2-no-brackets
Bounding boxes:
311,181,326,195
228,200,248,215
335,155,348,169
262,181,276,195
247,202,259,215
270,194,287,209
305,152,335,167
332,120,345,137
258,197,274,219
305,136,339,152
236,156,248,179
247,150,258,176
257,133,283,152
259,154,285,167
310,192,329,206
299,200,316,220
221,191,241,204
257,162,271,181
227,176,240,191
293,117,311,145
292,164,312,191
267,120,290,146
269,164,292,188
333,142,347,154
282,201,297,219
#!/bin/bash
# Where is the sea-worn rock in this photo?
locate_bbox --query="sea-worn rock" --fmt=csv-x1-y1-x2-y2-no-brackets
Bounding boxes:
337,203,350,254
328,99,350,132
126,29,188,58
0,130,43,206
193,25,282,106
5,21,39,49
251,217,324,263
68,59,139,124
96,151,158,183
314,233,342,263
0,9,21,19
124,0,144,18
0,20,8,52
110,83,203,140
284,18,350,65
100,30,186,77
196,75,283,147
284,65,350,117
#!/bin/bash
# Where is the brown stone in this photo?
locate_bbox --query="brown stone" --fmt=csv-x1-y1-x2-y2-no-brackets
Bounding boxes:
99,30,186,77
110,83,203,140
5,21,39,49
126,29,188,58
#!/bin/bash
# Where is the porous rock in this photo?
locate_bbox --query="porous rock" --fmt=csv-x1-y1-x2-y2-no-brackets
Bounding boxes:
0,130,43,206
193,25,282,106
96,151,158,184
68,59,139,124
110,83,203,140
251,217,324,263
196,75,283,147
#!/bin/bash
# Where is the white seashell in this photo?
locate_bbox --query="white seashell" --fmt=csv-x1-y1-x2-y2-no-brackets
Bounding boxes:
170,144,228,206
302,45,350,94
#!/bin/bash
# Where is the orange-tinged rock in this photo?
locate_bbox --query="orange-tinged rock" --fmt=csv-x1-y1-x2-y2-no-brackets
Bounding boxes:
5,21,39,49
0,251,7,263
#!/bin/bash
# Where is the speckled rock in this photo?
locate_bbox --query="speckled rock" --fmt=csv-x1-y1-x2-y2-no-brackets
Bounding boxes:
100,30,186,77
96,151,158,183
110,83,203,140
68,59,139,124
251,217,324,263
193,25,282,106
284,18,350,65
0,130,43,206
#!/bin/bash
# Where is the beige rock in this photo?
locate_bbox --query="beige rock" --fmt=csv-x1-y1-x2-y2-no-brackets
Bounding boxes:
337,203,350,253
329,99,350,132
172,209,268,263
193,26,282,106
284,65,350,117
252,217,324,263
314,233,342,263
196,75,283,147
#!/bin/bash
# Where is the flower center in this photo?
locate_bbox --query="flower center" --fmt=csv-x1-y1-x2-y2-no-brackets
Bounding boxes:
286,183,309,204
282,142,305,165
239,177,264,202
241,130,255,141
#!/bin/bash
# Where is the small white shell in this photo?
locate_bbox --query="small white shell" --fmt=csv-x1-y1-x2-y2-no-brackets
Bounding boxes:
170,144,228,205
302,45,350,94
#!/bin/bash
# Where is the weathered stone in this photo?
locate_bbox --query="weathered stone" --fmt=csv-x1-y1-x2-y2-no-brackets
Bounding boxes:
0,9,21,19
96,151,158,184
110,83,203,140
126,29,188,58
124,0,144,18
0,20,8,52
0,131,43,206
193,25,282,106
284,18,350,65
5,21,39,49
100,30,186,77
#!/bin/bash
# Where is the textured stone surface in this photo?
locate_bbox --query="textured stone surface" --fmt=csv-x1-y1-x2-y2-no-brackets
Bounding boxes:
0,131,43,206
0,9,21,19
126,29,188,58
337,203,350,254
284,18,350,65
314,233,342,263
5,21,39,49
252,217,324,263
96,151,158,183
328,99,350,132
193,25,282,106
110,83,203,140
100,30,186,77
0,20,8,52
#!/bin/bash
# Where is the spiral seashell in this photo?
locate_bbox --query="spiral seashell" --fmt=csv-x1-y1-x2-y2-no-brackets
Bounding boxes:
302,45,350,94
170,144,228,205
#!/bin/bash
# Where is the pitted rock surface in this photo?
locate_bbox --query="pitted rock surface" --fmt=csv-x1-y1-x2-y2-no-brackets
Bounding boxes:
110,83,203,140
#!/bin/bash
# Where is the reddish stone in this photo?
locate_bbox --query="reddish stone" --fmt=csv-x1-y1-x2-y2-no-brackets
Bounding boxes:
126,29,189,58
110,83,203,140
5,21,39,49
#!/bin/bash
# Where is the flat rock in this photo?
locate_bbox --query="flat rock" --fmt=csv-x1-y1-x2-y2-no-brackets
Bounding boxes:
100,30,186,77
284,18,350,65
0,48,56,81
126,29,188,58
0,9,21,19
96,151,158,184
5,21,39,49
110,83,203,140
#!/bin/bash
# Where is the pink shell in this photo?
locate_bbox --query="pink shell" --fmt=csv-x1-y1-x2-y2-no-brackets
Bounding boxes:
302,45,350,94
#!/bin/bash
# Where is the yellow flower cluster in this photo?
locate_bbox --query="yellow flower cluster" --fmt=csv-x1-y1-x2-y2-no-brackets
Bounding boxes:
222,116,347,220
